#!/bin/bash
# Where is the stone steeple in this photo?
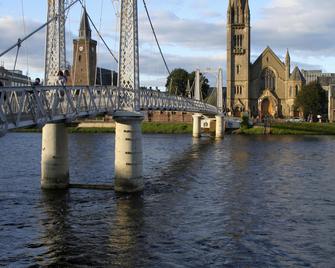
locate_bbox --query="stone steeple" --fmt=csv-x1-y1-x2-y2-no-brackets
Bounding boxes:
285,49,291,80
72,7,97,86
79,8,91,40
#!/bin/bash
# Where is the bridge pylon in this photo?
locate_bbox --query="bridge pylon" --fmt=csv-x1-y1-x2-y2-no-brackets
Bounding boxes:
215,68,225,139
41,0,69,189
192,70,202,138
114,0,144,193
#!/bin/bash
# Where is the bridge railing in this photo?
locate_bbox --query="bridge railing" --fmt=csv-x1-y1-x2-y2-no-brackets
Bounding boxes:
139,88,217,114
0,85,217,135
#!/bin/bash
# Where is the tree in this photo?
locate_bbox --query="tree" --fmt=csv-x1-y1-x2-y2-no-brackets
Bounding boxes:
166,68,189,96
165,68,210,98
294,82,328,120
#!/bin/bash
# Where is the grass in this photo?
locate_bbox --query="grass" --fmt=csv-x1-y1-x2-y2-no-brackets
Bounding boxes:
141,122,192,134
12,122,193,134
240,122,335,135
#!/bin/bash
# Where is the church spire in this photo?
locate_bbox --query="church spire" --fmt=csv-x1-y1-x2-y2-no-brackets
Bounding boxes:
79,8,91,40
285,49,291,80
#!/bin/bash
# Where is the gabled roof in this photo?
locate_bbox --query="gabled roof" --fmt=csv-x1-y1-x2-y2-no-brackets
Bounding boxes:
290,66,305,82
252,46,286,69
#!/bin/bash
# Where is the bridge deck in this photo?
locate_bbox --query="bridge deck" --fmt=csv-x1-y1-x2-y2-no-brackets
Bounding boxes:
0,85,217,135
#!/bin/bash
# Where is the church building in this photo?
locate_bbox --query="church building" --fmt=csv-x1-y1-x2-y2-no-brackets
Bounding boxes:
226,0,305,118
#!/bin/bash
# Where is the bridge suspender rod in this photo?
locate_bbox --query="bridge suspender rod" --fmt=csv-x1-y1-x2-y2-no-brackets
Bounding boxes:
0,0,79,59
142,0,171,75
78,0,118,63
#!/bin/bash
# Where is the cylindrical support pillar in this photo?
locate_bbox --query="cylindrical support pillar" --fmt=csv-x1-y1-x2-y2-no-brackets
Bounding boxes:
215,114,225,139
41,123,69,189
192,113,202,138
114,111,144,193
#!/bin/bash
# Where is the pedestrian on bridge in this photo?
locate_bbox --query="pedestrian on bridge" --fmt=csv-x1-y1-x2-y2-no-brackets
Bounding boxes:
0,81,5,102
32,78,41,87
57,71,66,86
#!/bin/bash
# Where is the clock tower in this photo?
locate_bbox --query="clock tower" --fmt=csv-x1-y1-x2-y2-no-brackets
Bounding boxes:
71,8,97,86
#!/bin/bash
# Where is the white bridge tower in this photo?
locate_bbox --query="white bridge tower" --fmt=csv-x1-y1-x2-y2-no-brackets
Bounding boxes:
41,0,69,190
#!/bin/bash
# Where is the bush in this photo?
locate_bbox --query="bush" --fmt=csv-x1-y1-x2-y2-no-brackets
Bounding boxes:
241,114,251,129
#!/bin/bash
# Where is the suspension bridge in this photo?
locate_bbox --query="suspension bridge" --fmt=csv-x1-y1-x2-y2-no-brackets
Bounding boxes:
0,0,225,193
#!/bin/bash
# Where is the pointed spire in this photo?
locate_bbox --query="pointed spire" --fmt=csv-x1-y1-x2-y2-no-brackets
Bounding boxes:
79,8,91,40
285,49,291,80
285,49,290,62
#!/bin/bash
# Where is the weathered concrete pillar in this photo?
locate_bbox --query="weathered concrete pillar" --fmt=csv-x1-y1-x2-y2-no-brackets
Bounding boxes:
114,111,144,193
41,123,69,189
192,113,202,138
215,114,225,139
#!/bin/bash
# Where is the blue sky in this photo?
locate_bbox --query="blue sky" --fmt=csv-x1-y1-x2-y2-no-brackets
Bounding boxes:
0,0,334,87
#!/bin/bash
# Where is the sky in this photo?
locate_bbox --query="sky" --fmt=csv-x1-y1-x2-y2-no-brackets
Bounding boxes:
0,0,335,87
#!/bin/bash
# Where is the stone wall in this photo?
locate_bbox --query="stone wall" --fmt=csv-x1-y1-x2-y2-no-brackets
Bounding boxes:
143,111,192,123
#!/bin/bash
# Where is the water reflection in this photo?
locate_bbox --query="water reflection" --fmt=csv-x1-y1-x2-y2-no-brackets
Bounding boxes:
38,190,72,266
1,134,335,267
109,195,145,267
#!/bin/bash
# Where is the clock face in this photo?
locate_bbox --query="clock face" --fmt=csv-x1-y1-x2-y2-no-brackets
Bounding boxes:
79,46,84,52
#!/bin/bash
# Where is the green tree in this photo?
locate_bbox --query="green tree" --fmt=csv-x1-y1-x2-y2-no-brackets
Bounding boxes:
166,68,211,98
166,68,189,96
294,82,328,120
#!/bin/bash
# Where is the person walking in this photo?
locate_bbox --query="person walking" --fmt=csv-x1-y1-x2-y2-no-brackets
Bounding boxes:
32,78,41,86
57,70,66,86
0,81,5,102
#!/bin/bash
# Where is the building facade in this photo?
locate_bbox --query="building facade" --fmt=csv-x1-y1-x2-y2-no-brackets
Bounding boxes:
0,66,31,87
301,70,335,86
301,70,322,85
226,0,305,118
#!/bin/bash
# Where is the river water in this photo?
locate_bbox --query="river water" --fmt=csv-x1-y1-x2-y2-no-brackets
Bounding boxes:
0,133,335,267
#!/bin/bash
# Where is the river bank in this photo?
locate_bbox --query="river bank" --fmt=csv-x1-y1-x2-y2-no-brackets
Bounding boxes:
12,121,335,135
239,122,335,135
13,122,193,134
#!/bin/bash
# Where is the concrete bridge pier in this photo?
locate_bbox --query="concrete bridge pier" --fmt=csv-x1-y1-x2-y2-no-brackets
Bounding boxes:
192,113,202,138
114,111,144,193
41,123,69,189
215,114,225,139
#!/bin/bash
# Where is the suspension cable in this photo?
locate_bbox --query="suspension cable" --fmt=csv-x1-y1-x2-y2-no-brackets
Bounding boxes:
78,0,118,63
0,0,80,58
142,0,171,76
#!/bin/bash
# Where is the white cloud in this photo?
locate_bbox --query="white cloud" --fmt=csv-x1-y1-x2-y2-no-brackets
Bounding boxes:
253,0,335,55
1,0,335,87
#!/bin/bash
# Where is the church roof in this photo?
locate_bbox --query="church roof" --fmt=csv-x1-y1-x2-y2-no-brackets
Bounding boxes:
252,46,286,69
79,8,91,40
290,66,305,82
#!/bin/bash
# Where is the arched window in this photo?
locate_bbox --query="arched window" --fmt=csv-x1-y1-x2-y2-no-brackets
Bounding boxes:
289,86,292,97
295,85,299,96
261,68,276,91
236,65,241,75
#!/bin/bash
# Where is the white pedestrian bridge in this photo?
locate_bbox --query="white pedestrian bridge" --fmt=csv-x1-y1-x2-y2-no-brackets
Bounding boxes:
0,85,218,135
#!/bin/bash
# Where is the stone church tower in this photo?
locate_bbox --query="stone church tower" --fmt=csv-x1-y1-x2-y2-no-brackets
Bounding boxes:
226,0,305,118
71,9,97,86
226,0,250,114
